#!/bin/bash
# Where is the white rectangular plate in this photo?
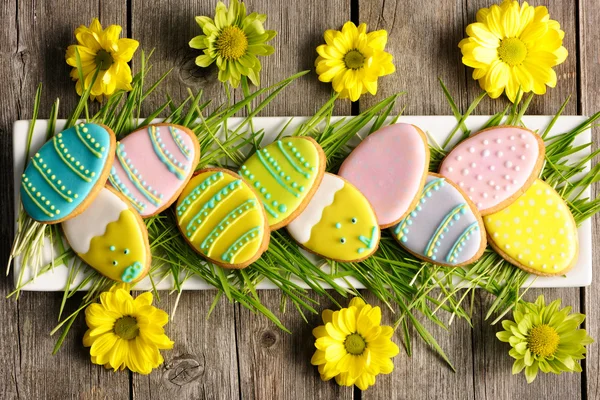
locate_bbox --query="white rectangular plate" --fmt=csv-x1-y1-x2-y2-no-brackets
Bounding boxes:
12,116,592,290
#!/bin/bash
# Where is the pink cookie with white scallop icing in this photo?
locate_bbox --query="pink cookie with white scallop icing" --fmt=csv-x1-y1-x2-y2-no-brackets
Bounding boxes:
338,123,430,228
439,126,545,215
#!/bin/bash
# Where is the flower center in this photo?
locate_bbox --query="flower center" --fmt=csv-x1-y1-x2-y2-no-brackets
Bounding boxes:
527,324,560,357
344,333,366,355
216,26,248,60
498,38,527,66
344,50,365,70
95,49,114,71
114,316,140,340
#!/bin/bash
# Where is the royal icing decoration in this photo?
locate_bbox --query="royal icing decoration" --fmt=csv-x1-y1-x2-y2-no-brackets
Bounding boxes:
62,187,150,283
339,123,429,227
176,169,268,267
286,173,380,261
21,123,113,223
392,174,485,265
484,179,578,275
239,137,324,229
108,124,199,217
439,126,543,214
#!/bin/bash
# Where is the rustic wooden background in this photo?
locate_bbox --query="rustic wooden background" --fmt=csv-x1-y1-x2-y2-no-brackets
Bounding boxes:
1,0,598,399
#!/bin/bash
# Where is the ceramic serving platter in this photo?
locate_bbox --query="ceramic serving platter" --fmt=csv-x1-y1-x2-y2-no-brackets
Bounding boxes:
12,116,593,290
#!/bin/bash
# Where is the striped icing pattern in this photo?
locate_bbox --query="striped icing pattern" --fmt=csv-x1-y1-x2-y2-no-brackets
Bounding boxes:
176,170,267,266
20,123,112,222
108,124,198,217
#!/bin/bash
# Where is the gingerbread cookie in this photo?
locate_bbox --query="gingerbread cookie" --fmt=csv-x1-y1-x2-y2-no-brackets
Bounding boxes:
439,126,545,215
239,136,325,230
286,173,380,262
338,123,429,228
175,169,270,269
20,122,116,223
62,186,151,283
391,173,486,266
108,123,200,217
484,179,578,276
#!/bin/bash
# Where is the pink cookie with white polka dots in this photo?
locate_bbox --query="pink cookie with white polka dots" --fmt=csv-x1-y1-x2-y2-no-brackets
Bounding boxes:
439,126,545,215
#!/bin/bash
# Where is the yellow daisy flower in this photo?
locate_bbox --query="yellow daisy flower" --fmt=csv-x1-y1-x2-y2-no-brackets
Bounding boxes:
66,18,139,101
459,0,568,102
83,284,174,375
315,22,395,102
311,297,399,391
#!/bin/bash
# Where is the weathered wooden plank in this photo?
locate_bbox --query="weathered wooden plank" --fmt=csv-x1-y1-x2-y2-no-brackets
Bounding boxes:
1,1,130,399
359,0,475,398
129,1,240,398
0,0,25,396
236,291,353,400
229,1,352,399
579,0,600,398
130,0,230,116
472,290,582,400
464,0,578,115
131,291,240,399
462,1,583,398
359,0,469,115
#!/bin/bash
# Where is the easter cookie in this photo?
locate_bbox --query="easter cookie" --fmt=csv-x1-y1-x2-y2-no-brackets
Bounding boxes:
338,123,429,228
391,173,486,266
286,173,380,262
20,122,116,224
239,136,325,230
62,186,151,283
108,124,200,217
439,125,544,215
175,168,270,269
484,179,578,276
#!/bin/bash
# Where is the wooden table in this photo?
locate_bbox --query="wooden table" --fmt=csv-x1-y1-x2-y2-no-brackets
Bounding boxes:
1,0,598,399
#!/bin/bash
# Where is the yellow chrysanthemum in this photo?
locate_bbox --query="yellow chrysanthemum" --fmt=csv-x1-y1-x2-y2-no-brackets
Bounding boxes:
65,18,139,101
315,22,395,102
459,0,568,102
311,297,399,391
83,284,174,375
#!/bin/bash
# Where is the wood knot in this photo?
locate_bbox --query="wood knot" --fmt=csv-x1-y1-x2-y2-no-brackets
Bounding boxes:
260,330,278,348
161,353,205,389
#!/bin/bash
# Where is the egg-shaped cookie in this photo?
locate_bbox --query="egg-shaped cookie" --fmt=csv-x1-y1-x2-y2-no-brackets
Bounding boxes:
439,126,544,215
239,137,325,230
108,124,200,217
338,123,429,228
286,173,380,262
20,122,116,223
391,173,486,266
175,169,270,269
62,186,151,283
484,179,578,276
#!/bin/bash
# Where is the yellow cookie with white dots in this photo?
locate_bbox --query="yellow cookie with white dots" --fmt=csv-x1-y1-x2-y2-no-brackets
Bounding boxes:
484,179,578,276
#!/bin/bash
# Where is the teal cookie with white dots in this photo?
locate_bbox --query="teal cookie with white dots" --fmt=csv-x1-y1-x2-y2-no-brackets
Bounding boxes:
20,122,116,224
239,136,326,230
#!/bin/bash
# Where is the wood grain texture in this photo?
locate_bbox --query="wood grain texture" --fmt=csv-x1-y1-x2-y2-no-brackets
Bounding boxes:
131,0,230,116
0,1,129,399
472,290,582,400
579,0,600,398
359,292,475,400
131,291,240,399
236,291,353,400
359,0,469,115
359,1,476,398
464,0,579,115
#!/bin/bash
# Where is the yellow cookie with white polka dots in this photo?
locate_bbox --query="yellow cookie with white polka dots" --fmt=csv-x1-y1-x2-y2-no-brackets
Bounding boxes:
484,179,578,276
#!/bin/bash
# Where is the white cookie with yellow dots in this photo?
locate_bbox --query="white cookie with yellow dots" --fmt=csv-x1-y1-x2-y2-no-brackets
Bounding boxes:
484,179,578,276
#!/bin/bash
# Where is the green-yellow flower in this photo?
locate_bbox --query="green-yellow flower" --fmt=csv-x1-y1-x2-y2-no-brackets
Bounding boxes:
496,295,593,383
189,0,276,88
